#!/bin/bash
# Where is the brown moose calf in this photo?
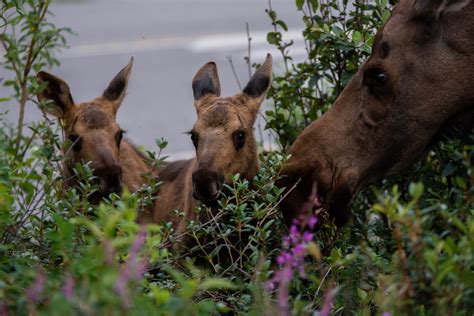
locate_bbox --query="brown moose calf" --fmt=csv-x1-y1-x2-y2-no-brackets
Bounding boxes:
37,58,152,204
146,54,273,246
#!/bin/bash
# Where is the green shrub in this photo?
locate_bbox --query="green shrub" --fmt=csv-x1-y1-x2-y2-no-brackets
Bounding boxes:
1,0,472,315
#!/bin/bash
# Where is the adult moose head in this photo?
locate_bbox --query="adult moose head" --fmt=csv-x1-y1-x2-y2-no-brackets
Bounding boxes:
280,0,474,226
37,58,151,203
149,54,272,237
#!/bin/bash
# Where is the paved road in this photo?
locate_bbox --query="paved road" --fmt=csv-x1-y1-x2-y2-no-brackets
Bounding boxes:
2,0,304,158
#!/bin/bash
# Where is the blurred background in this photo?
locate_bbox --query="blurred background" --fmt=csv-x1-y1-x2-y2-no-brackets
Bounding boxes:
1,0,304,159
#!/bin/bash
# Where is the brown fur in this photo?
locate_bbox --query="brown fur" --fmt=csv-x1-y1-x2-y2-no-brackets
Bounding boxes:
37,58,152,203
146,55,273,246
279,0,474,226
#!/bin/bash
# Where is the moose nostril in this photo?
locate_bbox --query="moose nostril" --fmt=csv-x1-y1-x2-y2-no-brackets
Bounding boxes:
95,165,123,196
209,182,219,197
192,169,224,202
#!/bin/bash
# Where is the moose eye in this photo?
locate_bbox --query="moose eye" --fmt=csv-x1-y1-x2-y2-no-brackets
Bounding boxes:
364,68,388,88
116,130,124,147
190,131,199,148
233,130,246,150
68,134,82,152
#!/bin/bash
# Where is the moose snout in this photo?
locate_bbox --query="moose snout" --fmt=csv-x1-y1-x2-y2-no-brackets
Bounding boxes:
192,168,224,203
95,165,123,196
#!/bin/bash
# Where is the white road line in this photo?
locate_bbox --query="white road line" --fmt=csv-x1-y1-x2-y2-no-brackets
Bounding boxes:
55,30,305,59
188,30,303,52
58,37,189,59
0,30,306,62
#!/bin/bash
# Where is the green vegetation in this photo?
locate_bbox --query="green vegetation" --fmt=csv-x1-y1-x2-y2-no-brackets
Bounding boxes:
1,0,472,315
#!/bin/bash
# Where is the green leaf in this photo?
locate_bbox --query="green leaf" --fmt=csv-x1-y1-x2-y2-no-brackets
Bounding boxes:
200,278,237,291
267,32,281,45
296,0,304,10
409,182,424,199
352,31,362,44
276,20,288,31
310,0,318,11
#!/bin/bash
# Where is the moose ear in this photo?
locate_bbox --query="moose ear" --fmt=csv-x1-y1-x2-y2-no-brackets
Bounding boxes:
413,0,471,20
36,71,74,118
243,53,272,104
103,57,133,114
192,61,221,101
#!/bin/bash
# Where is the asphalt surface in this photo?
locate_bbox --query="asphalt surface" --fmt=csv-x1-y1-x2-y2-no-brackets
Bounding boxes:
1,0,305,158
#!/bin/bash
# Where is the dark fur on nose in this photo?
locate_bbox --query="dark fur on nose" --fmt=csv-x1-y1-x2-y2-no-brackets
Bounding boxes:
95,164,123,196
192,168,224,203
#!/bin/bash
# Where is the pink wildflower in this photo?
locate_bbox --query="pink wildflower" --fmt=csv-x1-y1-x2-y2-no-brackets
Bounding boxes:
0,301,9,316
319,287,337,316
303,231,313,243
114,228,149,304
267,181,321,315
26,268,46,302
308,215,318,230
62,273,75,301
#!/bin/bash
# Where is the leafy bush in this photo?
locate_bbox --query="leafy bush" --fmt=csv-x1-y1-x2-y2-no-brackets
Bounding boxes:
1,0,473,315
265,0,391,148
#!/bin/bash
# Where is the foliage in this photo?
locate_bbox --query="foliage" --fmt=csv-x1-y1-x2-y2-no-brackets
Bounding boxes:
1,0,71,155
265,0,391,149
0,0,473,315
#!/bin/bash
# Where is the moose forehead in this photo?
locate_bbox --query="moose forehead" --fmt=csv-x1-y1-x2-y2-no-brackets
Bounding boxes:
198,99,246,129
74,103,114,129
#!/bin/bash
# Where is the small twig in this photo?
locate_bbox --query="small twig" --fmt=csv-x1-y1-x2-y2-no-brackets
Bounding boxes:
315,266,332,298
13,0,50,158
245,22,252,79
268,0,290,74
226,55,242,91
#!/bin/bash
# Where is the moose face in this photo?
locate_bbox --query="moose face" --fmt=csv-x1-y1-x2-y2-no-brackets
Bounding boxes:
189,54,272,203
281,0,474,226
37,59,134,200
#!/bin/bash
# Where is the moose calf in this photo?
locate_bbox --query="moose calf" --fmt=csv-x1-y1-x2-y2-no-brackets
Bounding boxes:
146,54,273,247
37,58,152,204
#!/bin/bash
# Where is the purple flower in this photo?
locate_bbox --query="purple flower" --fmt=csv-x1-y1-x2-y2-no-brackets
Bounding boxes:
267,182,323,315
289,224,298,235
319,287,336,316
130,229,146,258
26,268,46,302
134,257,149,280
292,243,305,256
62,273,75,301
114,228,149,304
383,313,391,316
298,265,306,278
276,252,287,265
312,195,322,208
0,302,8,316
115,265,131,302
303,231,313,243
276,265,292,316
308,215,318,230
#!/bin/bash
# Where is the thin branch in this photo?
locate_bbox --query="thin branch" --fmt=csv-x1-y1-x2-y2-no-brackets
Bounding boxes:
245,22,252,79
226,55,242,91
